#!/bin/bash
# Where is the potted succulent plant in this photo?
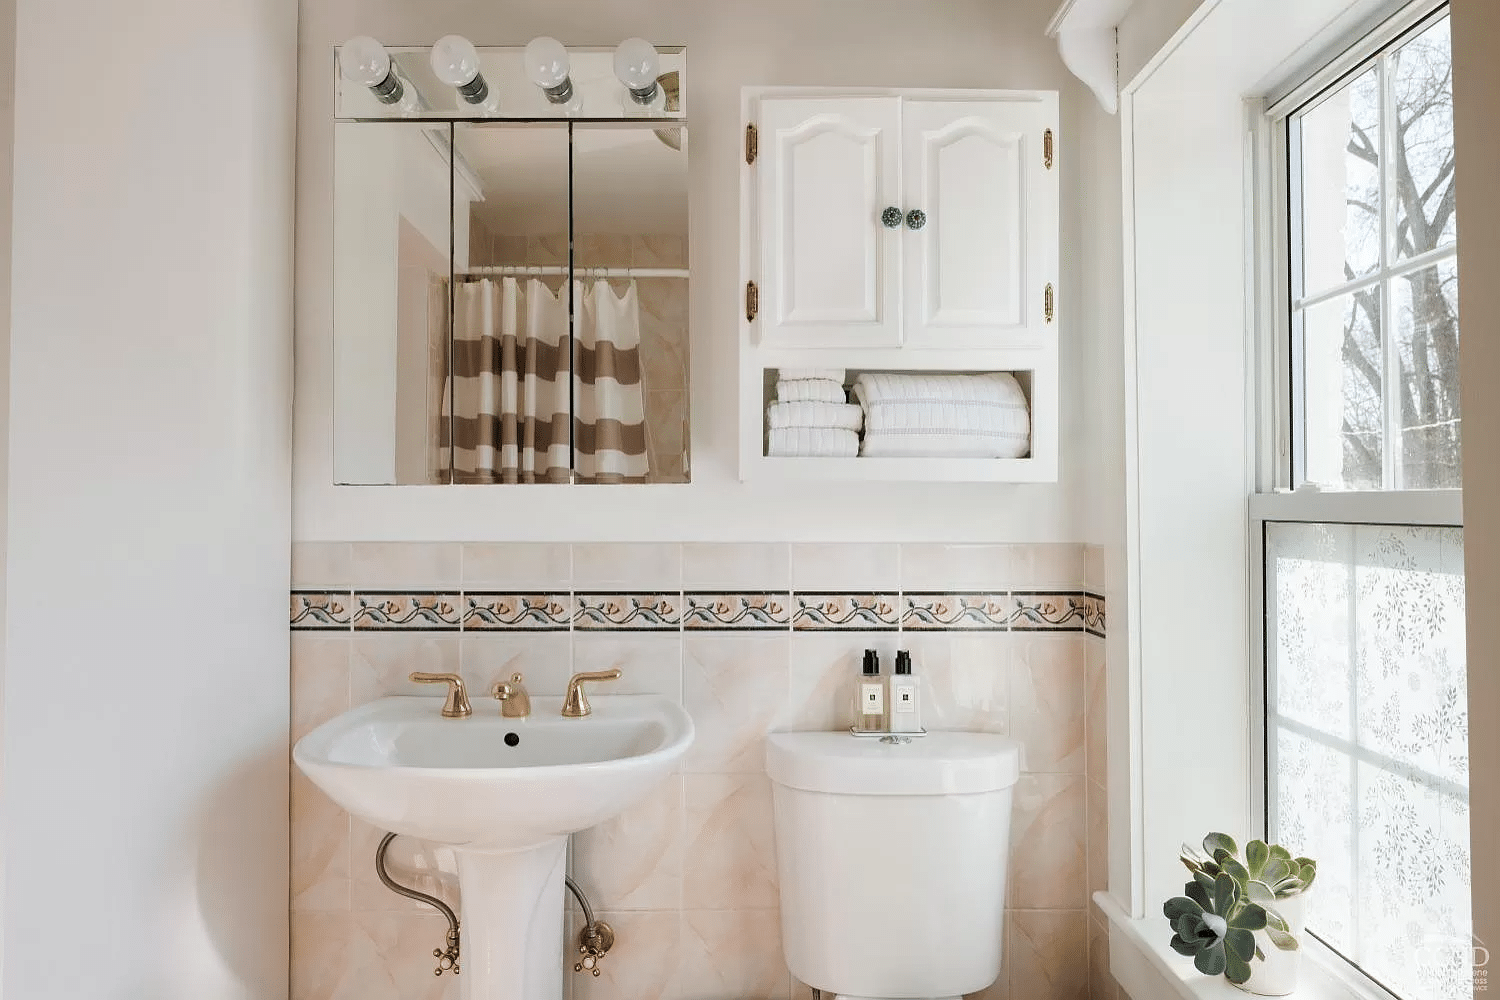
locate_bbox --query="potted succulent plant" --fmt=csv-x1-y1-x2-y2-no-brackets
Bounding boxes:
1166,833,1318,995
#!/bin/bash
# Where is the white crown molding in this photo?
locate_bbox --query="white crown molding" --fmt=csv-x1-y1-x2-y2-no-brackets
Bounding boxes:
1047,0,1135,114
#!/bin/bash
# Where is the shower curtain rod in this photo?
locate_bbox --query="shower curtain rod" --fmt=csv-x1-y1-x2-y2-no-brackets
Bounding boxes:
460,265,689,279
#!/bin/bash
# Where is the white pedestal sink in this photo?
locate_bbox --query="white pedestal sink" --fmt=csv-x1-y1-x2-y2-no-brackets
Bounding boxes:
293,694,694,1000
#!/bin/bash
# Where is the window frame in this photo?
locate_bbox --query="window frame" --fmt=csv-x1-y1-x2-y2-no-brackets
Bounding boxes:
1251,3,1466,998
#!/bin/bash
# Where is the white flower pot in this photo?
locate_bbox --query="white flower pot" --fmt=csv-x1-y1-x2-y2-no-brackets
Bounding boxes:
1236,892,1309,997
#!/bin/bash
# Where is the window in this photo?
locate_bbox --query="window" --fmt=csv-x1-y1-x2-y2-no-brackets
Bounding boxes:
1261,6,1471,1000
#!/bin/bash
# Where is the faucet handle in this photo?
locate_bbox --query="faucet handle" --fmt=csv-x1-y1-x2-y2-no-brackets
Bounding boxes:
562,668,621,718
492,672,532,719
409,672,473,718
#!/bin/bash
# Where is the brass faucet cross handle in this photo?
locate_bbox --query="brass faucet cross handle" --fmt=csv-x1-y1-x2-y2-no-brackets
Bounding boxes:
409,672,473,718
562,669,622,718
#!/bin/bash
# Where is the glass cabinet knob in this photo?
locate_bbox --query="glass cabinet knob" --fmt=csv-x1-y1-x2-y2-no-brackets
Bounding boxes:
881,206,903,229
905,209,927,231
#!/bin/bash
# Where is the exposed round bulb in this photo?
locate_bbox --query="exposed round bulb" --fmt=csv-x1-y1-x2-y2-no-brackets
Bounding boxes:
340,36,392,88
613,37,660,92
524,36,570,89
430,34,481,88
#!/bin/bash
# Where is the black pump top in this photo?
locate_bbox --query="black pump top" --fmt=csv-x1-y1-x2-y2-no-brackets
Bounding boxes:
862,649,880,675
895,650,912,675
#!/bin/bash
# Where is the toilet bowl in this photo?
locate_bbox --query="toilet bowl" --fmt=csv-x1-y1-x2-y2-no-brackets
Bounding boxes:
766,731,1022,1000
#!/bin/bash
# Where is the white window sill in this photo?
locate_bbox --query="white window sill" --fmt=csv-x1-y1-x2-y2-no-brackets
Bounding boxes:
1094,892,1397,1000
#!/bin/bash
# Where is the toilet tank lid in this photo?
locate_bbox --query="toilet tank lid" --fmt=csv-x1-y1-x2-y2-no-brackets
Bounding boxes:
765,732,1022,795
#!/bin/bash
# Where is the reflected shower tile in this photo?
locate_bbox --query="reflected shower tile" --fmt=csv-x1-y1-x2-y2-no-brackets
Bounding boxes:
578,233,633,268
645,391,688,483
527,233,568,266
633,234,687,269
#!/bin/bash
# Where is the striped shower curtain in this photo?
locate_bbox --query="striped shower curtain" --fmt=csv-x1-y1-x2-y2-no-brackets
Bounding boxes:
441,277,649,484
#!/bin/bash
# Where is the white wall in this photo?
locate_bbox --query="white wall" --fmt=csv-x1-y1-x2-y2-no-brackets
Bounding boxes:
296,0,1109,542
2,0,296,996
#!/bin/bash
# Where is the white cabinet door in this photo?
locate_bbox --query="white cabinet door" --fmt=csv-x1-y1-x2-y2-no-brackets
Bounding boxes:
901,98,1058,346
756,97,902,347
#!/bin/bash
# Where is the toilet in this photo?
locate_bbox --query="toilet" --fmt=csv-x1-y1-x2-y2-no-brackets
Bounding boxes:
766,731,1022,1000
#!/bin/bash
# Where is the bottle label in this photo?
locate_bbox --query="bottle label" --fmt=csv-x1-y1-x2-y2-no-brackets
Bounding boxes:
861,683,884,714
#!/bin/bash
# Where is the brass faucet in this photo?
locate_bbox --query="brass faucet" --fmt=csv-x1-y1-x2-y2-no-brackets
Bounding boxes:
409,672,473,718
562,669,621,718
492,672,532,718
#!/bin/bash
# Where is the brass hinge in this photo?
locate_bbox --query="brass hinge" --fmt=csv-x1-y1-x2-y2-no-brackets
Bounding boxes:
1044,129,1055,170
1045,283,1055,323
746,280,759,322
745,123,758,165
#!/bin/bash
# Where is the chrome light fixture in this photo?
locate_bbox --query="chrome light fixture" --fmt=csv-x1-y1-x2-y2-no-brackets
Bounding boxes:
524,36,575,106
431,34,499,111
340,36,413,109
613,37,661,106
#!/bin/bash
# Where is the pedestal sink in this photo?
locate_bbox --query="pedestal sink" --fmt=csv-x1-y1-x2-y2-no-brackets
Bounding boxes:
293,693,694,1000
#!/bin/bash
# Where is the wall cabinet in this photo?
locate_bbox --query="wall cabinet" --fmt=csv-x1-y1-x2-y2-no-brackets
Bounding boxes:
741,87,1061,482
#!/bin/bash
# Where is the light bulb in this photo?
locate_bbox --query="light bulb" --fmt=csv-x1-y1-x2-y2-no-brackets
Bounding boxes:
340,36,392,88
430,34,481,87
614,37,660,103
524,36,570,89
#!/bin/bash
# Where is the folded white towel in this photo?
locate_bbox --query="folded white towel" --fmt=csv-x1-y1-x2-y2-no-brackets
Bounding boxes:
862,399,1029,434
776,378,847,404
860,429,1030,459
767,401,864,432
852,371,1025,407
779,367,845,383
768,427,859,458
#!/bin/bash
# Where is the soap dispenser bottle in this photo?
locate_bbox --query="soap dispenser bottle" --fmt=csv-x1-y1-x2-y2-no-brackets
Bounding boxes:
888,650,921,734
854,649,887,733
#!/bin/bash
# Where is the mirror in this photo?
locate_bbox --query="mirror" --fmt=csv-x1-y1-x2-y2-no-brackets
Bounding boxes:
331,47,690,486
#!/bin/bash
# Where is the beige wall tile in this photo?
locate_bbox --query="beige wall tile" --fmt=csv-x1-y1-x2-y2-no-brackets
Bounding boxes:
294,542,352,590
1009,774,1087,909
350,634,461,705
1009,635,1086,773
677,909,790,1000
292,633,351,744
1089,913,1116,1000
573,542,682,590
571,633,684,702
462,542,571,590
291,769,349,912
572,774,684,911
683,543,790,591
291,911,350,1000
684,635,790,773
1087,778,1109,902
790,543,899,592
351,819,459,914
1086,637,1108,787
683,774,779,910
921,633,1011,734
350,542,461,589
572,910,681,1000
1085,545,1106,593
633,234,687,269
1028,543,1088,591
1008,910,1089,1000
345,910,460,1000
460,632,575,700
900,543,1034,592
782,632,903,732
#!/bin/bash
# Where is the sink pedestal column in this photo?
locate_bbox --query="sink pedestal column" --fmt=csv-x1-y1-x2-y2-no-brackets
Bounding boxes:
454,838,568,1000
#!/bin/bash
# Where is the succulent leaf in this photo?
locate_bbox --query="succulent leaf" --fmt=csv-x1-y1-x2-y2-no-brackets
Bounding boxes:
1225,950,1253,985
1262,857,1293,886
1179,913,1206,942
1231,903,1268,932
1212,873,1237,918
1164,897,1204,921
1269,844,1292,862
1195,946,1228,978
1245,879,1278,907
1246,840,1270,877
1170,934,1197,957
1266,926,1300,952
1203,832,1239,858
1188,875,1213,908
1225,927,1256,962
1218,853,1251,885
1297,861,1318,892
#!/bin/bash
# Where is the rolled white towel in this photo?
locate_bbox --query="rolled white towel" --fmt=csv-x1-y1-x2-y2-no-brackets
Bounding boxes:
860,428,1030,460
776,378,847,404
767,401,864,432
779,367,845,383
852,371,1025,407
862,398,1029,434
767,427,859,458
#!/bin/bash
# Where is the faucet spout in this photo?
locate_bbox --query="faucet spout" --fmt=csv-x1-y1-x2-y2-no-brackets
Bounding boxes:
492,673,532,718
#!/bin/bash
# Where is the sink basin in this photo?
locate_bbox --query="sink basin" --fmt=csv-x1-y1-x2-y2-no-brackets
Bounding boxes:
293,693,694,1000
294,694,692,850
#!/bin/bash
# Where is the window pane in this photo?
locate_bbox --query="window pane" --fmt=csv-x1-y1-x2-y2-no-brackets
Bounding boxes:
1395,260,1462,488
1393,16,1457,260
1267,522,1470,1000
1300,291,1383,490
1297,65,1381,298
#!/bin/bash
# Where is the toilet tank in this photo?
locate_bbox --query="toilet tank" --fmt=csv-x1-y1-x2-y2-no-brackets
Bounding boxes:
766,732,1022,1000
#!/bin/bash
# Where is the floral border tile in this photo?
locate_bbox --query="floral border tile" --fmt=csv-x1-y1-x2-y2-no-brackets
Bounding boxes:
901,593,1011,630
291,591,353,631
682,592,792,630
351,592,462,631
792,593,901,631
1082,593,1106,637
574,593,681,631
462,593,573,631
1007,593,1092,631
